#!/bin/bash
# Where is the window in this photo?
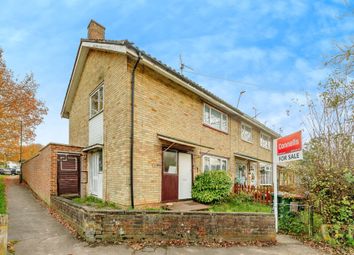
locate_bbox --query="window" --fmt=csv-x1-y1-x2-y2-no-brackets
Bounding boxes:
203,155,227,172
163,151,177,174
241,123,253,142
203,104,228,132
90,85,104,117
260,132,271,150
260,163,272,185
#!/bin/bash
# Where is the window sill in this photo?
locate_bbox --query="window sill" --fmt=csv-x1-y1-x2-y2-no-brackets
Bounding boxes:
241,138,253,144
202,123,228,135
89,110,104,121
260,146,271,151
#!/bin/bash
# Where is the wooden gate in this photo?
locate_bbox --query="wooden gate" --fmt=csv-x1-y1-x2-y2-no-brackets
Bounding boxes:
57,154,80,195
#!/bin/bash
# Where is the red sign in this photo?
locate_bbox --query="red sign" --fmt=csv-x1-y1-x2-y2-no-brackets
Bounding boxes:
277,131,302,155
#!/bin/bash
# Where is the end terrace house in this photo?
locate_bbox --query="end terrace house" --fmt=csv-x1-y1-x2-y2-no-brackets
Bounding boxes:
61,20,279,208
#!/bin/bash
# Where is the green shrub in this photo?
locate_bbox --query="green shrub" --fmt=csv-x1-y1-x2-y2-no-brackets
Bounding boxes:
192,170,232,204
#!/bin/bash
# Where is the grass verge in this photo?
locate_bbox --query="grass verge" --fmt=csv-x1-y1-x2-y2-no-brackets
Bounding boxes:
209,193,272,213
0,176,6,214
72,195,120,209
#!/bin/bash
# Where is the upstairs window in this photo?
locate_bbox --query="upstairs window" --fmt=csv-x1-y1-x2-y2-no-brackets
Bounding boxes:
260,163,272,185
90,85,104,118
203,104,228,132
203,155,227,172
260,132,271,150
241,123,253,142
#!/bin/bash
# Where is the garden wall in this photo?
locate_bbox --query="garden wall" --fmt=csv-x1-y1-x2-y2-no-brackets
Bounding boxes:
51,196,276,243
22,143,83,204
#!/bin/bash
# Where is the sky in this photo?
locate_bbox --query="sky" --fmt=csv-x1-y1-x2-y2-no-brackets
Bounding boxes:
1,0,353,145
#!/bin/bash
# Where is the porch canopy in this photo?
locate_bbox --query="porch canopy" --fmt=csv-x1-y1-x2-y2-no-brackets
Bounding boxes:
82,143,103,152
234,152,270,163
157,134,214,151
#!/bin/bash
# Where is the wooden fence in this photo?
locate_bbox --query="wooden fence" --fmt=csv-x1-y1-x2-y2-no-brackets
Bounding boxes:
233,184,273,205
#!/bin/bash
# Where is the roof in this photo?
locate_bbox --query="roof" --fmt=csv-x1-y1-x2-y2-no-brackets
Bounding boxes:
61,39,280,137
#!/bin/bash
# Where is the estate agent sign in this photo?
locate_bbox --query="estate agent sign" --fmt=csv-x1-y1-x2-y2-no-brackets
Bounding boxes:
276,131,303,163
273,130,303,232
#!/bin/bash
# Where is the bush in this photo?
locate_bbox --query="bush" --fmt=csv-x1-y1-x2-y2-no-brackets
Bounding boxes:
192,170,232,204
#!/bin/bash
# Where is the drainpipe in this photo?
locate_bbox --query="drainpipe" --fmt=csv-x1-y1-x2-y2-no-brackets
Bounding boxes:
130,51,141,209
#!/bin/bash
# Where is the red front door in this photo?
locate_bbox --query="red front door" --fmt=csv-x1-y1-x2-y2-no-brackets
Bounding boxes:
162,150,178,201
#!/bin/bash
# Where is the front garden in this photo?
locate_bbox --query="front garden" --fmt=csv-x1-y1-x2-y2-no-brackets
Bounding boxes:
192,170,271,213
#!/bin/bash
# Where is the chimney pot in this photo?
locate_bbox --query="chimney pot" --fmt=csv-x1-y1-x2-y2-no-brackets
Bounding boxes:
87,20,105,40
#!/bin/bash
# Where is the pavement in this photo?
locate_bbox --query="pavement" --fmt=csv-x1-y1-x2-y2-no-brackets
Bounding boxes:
6,176,324,255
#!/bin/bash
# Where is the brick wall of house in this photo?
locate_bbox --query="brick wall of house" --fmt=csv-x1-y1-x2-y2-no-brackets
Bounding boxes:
68,50,131,205
22,143,83,204
51,196,276,243
131,59,273,205
67,50,274,206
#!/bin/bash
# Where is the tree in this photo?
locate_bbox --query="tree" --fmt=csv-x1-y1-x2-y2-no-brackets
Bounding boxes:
290,44,353,246
0,48,47,158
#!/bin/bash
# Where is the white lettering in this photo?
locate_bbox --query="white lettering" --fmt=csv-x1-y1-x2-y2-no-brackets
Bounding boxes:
278,138,299,150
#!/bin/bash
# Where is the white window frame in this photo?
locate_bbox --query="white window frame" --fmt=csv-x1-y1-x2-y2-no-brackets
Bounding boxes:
89,84,104,118
260,132,271,150
203,103,228,133
202,155,228,172
241,122,253,143
259,162,272,185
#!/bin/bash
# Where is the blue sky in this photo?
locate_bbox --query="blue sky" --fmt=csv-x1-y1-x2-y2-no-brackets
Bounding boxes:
1,0,353,144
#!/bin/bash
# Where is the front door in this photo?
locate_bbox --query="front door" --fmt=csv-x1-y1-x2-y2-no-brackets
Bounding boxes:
89,150,103,198
162,150,192,202
178,153,192,200
162,150,178,201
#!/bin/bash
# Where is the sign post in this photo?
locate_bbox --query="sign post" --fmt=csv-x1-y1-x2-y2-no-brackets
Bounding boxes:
273,131,303,232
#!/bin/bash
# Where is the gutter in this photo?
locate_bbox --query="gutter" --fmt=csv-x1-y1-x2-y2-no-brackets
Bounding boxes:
130,51,141,209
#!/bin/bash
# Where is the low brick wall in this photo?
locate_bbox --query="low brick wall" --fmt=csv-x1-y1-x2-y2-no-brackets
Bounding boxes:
51,196,276,243
22,143,83,205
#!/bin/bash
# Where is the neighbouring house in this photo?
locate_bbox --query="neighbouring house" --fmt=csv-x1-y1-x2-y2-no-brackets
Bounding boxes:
59,20,280,208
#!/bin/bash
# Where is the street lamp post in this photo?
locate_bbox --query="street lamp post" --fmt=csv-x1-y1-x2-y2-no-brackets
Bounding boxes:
19,120,23,183
237,90,246,108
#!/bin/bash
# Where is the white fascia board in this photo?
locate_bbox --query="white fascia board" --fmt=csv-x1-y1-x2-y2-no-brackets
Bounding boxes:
81,41,127,53
126,49,278,137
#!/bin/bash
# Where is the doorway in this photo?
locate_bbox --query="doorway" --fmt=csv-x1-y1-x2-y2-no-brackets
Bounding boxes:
89,150,103,198
57,153,80,196
161,150,192,202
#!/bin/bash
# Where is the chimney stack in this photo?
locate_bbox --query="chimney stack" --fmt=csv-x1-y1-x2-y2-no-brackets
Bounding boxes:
87,20,105,40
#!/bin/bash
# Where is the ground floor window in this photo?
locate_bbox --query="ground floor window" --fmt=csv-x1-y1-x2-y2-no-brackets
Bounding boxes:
260,163,272,185
203,155,227,172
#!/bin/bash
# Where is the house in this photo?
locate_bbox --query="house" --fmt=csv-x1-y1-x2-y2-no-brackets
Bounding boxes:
60,20,279,208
